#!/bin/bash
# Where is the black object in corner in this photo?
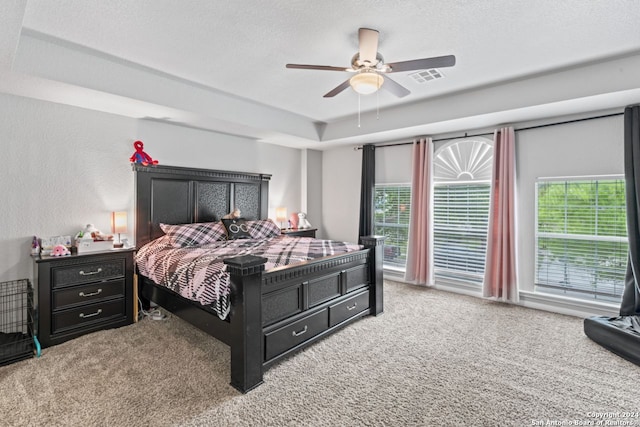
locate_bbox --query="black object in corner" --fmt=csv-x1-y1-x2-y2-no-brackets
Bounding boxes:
584,316,640,366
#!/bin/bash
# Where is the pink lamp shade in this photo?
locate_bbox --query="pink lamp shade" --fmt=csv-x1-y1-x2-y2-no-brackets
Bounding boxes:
111,211,127,247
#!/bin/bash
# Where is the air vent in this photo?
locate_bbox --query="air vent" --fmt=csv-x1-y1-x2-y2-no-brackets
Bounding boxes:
409,69,444,84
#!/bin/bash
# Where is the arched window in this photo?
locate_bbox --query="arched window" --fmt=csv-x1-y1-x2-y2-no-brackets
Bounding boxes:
433,138,493,285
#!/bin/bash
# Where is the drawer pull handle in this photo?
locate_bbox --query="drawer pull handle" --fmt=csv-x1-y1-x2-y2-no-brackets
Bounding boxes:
347,302,358,311
79,309,103,319
79,289,102,297
79,268,103,276
292,325,308,337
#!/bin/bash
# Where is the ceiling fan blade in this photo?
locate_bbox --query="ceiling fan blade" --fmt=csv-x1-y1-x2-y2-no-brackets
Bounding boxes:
323,79,352,98
358,28,379,65
385,55,456,73
381,75,410,98
286,64,351,72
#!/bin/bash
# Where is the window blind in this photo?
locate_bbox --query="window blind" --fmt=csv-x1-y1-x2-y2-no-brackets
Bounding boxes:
374,185,411,269
433,183,490,283
535,178,627,299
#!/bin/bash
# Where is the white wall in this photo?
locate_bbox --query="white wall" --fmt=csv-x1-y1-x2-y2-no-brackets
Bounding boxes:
301,149,323,237
376,143,412,184
322,146,361,243
0,94,303,283
0,93,136,282
136,120,301,221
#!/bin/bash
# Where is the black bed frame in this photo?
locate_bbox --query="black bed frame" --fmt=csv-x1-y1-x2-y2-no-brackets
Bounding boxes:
133,164,384,392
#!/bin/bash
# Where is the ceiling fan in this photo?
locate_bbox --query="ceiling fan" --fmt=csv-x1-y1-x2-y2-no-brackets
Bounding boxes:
286,28,456,98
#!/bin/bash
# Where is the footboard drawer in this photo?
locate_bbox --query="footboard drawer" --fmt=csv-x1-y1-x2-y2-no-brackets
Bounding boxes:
329,290,370,327
264,308,328,361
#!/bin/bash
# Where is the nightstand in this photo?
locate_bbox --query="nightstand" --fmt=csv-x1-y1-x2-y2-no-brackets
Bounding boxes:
32,248,135,348
282,228,317,238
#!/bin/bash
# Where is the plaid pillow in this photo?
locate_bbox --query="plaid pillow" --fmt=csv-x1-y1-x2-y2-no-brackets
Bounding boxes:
160,221,227,247
248,219,282,239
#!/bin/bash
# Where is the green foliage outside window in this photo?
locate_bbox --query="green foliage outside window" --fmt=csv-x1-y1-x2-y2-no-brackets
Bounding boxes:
536,179,628,299
374,185,411,269
537,180,627,237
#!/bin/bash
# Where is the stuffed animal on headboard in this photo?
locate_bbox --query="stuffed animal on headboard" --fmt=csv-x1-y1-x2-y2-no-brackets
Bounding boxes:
298,212,312,229
222,208,241,219
129,140,158,166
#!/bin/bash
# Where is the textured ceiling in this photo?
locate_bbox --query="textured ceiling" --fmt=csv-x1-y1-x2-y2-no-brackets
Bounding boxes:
1,0,639,148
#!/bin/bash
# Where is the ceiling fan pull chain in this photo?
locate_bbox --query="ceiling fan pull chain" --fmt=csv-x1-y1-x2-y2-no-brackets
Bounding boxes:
358,94,361,128
376,86,380,120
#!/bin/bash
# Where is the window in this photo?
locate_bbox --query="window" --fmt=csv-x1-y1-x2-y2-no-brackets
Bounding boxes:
433,139,493,284
374,185,411,269
535,177,627,302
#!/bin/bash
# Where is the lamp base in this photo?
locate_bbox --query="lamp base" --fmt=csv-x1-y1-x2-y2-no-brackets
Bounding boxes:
113,242,124,249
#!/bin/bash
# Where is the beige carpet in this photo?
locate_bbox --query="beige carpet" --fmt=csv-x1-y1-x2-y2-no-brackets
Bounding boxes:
0,281,638,426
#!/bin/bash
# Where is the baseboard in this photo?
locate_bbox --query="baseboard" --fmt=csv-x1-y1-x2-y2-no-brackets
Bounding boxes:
384,271,620,318
519,291,619,318
383,272,482,298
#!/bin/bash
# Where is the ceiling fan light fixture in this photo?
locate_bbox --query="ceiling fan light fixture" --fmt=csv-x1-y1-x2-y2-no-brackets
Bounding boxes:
349,72,384,95
286,28,455,99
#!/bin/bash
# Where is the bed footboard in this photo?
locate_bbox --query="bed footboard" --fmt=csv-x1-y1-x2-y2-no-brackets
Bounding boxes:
223,255,268,392
224,235,384,393
360,235,384,316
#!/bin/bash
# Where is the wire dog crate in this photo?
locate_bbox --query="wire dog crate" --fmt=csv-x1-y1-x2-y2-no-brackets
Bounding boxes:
0,279,40,366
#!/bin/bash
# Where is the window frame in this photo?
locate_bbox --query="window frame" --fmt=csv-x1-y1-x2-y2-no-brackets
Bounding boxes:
432,138,493,286
534,174,628,302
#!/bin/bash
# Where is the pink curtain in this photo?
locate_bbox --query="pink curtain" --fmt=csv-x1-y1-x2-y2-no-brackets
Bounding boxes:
404,138,433,285
483,127,518,302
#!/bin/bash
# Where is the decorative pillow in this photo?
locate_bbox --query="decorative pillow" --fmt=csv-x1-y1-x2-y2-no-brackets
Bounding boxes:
222,218,252,240
248,219,282,239
160,221,227,247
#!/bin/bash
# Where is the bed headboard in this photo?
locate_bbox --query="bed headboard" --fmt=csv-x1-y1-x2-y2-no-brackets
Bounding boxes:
133,164,271,248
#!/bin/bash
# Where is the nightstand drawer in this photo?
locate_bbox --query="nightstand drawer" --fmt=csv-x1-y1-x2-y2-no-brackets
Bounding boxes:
265,308,328,361
52,299,126,333
329,290,370,327
52,279,125,310
52,259,125,288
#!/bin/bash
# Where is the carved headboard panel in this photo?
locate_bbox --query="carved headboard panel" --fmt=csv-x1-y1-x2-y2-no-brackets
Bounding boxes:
133,164,271,247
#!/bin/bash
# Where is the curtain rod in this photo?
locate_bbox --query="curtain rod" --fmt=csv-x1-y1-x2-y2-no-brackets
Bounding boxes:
354,111,624,150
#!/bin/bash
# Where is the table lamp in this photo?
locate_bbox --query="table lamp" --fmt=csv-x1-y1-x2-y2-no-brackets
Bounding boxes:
275,207,288,229
111,211,127,248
